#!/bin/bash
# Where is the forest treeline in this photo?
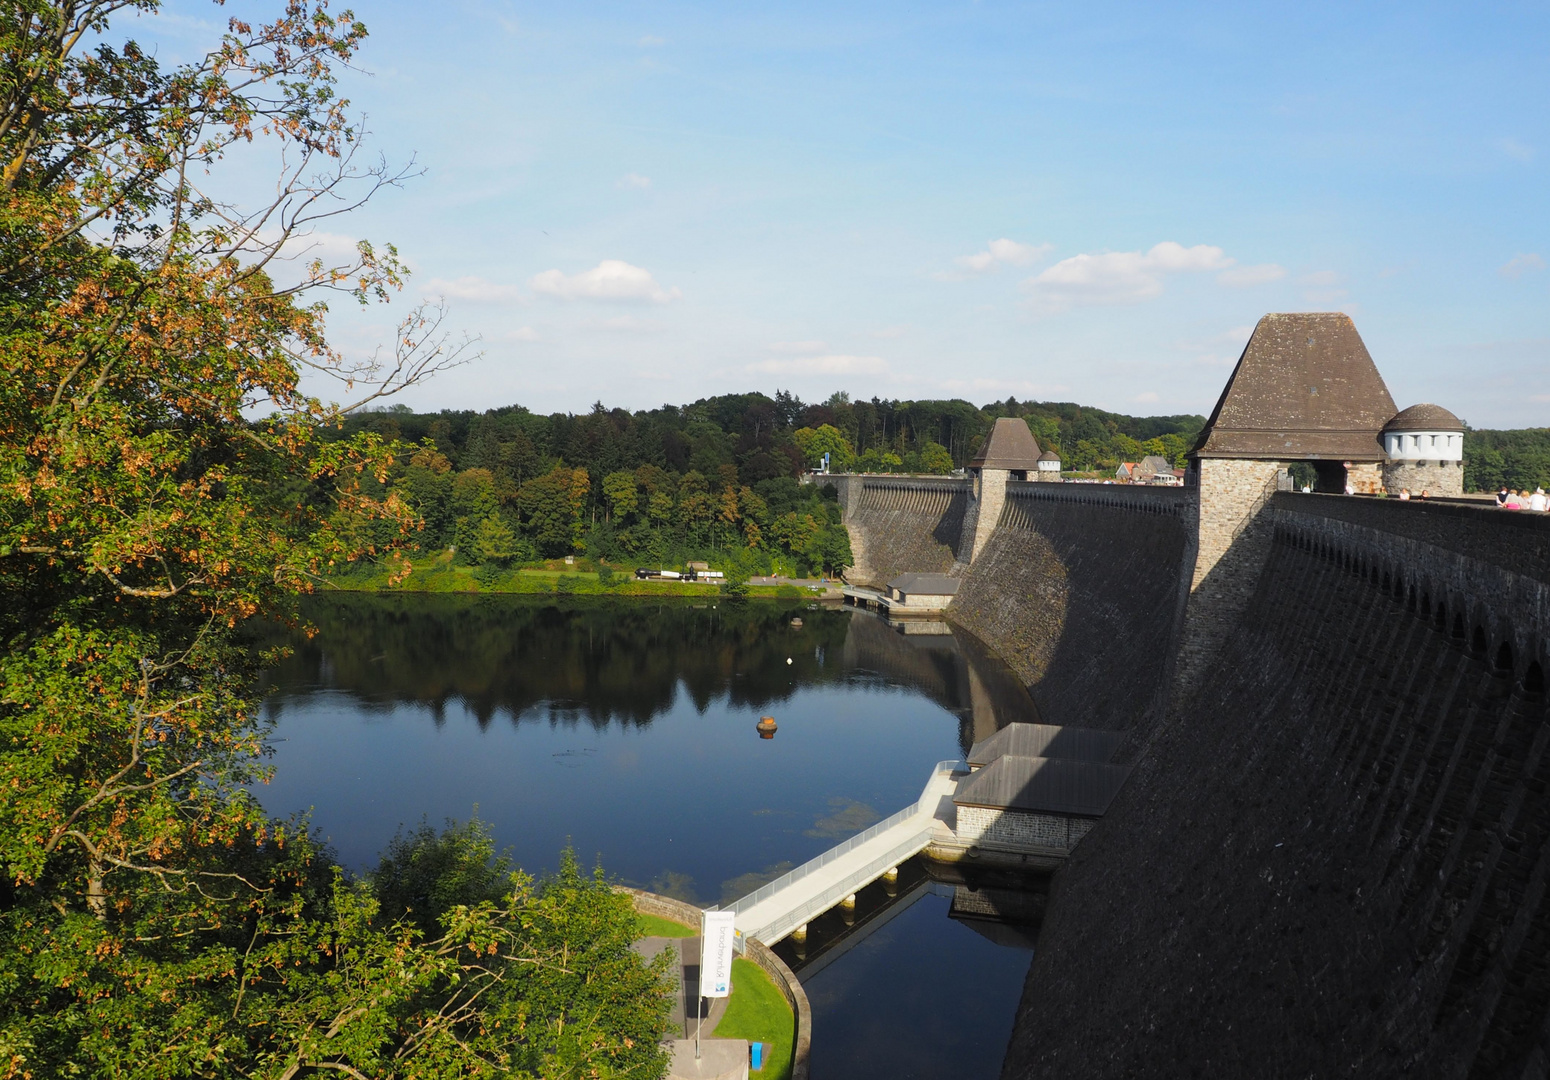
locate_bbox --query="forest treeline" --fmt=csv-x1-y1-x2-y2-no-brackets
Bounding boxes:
1464,428,1550,493
341,391,1207,576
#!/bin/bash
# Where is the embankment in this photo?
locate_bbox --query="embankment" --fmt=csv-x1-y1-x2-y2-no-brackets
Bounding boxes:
950,483,1195,732
1001,496,1550,1079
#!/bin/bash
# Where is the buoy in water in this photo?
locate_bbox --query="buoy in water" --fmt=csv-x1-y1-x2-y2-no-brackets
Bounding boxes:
790,617,803,629
756,716,778,739
786,657,793,665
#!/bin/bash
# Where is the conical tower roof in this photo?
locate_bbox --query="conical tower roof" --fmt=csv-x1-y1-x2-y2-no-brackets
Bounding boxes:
1192,313,1396,461
970,417,1043,470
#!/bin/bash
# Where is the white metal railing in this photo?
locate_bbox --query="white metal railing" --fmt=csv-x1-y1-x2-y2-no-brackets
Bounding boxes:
742,827,937,943
729,760,963,940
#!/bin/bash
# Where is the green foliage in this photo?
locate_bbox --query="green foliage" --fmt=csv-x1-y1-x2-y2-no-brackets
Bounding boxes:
369,817,512,937
793,424,856,470
1464,429,1550,493
0,2,674,1075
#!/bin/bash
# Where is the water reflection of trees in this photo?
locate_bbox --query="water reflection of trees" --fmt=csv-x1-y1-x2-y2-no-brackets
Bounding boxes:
258,596,1038,742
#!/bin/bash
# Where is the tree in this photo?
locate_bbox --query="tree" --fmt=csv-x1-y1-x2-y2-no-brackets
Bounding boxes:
603,469,640,521
918,441,954,474
0,3,670,1076
792,424,855,470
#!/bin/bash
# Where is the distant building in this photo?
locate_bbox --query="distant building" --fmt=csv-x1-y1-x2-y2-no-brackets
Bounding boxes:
953,755,1131,854
1135,455,1176,483
885,572,959,612
968,417,1044,481
960,418,1046,563
1189,312,1397,495
1115,462,1139,482
1035,449,1062,482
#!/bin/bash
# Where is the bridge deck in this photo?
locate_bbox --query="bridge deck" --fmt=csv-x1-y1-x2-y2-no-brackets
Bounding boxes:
730,760,963,944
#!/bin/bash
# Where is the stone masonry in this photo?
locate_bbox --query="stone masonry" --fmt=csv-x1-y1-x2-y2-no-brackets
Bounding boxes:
958,467,1009,567
956,805,1096,852
1173,456,1284,699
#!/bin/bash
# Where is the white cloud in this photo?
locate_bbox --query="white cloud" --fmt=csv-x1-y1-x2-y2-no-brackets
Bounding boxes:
767,340,828,354
1499,253,1545,279
1131,391,1161,403
502,326,540,342
530,260,682,303
617,172,652,189
941,238,1052,278
748,354,888,376
425,275,526,305
638,35,665,46
1021,241,1232,313
1217,263,1286,287
870,325,906,339
1500,138,1534,162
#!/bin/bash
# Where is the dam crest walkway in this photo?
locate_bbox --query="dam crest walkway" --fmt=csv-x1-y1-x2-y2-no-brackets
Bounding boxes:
727,760,962,945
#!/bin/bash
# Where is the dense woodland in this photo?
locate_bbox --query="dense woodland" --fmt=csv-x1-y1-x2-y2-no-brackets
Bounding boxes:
1463,428,1550,493
342,400,1550,582
340,393,1207,576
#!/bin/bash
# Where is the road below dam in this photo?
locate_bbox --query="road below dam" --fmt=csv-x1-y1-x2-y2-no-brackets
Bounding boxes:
835,472,1550,1078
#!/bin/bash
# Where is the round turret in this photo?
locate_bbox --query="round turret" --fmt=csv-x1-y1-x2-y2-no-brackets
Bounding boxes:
1035,449,1062,482
1381,404,1463,462
1381,403,1464,496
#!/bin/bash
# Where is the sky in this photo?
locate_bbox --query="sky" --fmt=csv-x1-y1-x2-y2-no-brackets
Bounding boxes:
142,1,1547,426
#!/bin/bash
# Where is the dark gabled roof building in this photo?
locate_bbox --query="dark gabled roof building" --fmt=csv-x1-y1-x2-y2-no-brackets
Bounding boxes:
953,755,1132,818
970,417,1044,473
966,722,1125,769
1191,312,1398,463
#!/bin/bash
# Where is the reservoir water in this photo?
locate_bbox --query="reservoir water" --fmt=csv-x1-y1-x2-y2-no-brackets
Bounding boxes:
258,594,1042,1079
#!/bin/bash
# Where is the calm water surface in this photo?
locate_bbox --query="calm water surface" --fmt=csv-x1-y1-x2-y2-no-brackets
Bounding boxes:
258,594,1040,1077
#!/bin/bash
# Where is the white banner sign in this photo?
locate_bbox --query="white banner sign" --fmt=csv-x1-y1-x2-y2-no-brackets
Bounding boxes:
701,911,736,999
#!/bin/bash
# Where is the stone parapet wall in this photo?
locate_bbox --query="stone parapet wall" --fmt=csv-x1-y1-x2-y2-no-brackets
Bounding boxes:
1269,502,1548,685
1003,481,1193,517
1273,491,1550,585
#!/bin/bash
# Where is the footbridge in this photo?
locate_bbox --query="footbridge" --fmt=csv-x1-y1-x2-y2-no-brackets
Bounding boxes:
727,760,963,945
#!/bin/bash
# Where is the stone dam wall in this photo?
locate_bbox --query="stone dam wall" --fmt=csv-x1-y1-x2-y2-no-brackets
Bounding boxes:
833,475,967,586
949,482,1195,733
1001,495,1550,1080
833,474,1550,1074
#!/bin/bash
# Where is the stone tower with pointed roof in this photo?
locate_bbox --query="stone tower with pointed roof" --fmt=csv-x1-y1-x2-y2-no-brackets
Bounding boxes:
1177,312,1400,691
958,417,1044,567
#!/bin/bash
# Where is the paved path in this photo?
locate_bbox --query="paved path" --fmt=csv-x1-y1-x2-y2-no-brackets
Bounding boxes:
728,760,963,945
633,937,729,1038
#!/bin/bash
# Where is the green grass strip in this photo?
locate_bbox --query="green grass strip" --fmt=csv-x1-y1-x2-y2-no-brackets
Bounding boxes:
635,913,696,939
712,957,795,1080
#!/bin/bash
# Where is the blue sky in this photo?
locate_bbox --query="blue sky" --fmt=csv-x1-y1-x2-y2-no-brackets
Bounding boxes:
148,1,1547,426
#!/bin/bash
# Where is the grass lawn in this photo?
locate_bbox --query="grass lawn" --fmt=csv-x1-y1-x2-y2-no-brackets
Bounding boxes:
327,561,819,599
713,958,796,1080
636,913,696,938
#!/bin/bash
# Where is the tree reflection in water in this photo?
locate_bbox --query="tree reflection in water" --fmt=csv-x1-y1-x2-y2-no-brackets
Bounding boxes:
258,596,1036,756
